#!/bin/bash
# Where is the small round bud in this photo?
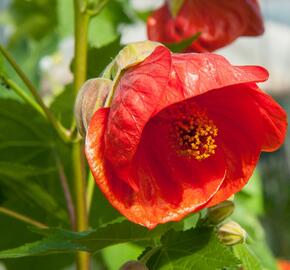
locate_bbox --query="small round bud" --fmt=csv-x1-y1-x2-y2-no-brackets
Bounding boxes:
119,260,149,270
74,78,112,136
207,200,235,224
217,221,246,246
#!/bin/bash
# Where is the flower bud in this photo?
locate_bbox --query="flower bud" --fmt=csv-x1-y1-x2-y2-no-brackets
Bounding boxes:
74,78,112,136
207,200,235,224
217,221,246,246
119,260,149,270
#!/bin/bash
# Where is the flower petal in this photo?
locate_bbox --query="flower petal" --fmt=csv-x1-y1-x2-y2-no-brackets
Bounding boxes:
249,87,287,152
86,107,225,228
172,53,268,98
104,46,172,189
193,85,264,206
131,108,226,222
147,0,264,52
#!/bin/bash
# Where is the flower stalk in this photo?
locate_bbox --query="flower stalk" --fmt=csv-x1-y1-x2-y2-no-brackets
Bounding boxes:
0,207,48,229
73,0,90,269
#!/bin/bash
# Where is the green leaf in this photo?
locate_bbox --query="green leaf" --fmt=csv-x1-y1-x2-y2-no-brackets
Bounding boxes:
57,0,131,48
145,227,240,270
233,244,262,270
236,171,264,215
88,0,132,48
49,85,74,129
9,0,57,42
87,37,123,78
165,32,201,53
0,162,68,223
102,243,143,270
0,221,171,259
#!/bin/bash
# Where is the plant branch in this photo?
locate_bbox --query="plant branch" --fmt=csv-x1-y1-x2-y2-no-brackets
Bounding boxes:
73,0,90,269
55,155,76,230
0,75,44,116
0,45,70,143
139,247,161,265
0,207,48,229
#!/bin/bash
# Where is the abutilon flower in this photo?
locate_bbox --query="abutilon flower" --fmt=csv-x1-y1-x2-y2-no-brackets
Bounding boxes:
147,0,264,52
84,45,287,229
278,260,290,270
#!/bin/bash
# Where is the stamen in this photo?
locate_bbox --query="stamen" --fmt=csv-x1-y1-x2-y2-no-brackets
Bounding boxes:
170,105,218,160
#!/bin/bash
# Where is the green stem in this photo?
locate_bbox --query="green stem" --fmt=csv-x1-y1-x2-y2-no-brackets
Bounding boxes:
0,45,70,143
0,207,48,229
0,75,44,116
73,1,90,269
55,154,76,230
139,246,160,265
86,171,95,213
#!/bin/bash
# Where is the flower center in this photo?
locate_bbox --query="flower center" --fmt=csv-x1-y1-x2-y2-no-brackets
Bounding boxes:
171,108,218,160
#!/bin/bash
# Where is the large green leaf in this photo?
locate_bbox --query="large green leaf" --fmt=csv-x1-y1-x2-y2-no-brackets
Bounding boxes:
233,244,262,270
0,221,171,259
9,0,57,41
145,227,240,270
87,38,123,78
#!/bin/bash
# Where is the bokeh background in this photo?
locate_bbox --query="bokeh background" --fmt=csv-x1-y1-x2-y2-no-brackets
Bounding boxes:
0,0,289,269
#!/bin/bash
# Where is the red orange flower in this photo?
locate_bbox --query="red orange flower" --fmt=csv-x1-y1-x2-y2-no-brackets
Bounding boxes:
278,260,290,270
85,46,287,228
147,0,264,52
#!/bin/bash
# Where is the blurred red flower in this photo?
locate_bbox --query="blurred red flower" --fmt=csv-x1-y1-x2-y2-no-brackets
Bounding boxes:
147,0,264,52
278,260,290,270
85,46,287,228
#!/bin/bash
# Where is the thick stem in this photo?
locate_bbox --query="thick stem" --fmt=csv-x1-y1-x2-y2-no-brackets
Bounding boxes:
0,45,70,143
0,207,48,229
73,1,90,269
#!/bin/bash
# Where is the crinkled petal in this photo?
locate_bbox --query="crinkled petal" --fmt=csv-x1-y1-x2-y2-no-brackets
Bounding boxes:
193,85,264,206
104,46,172,189
249,87,287,152
131,107,226,224
171,53,269,98
104,48,269,191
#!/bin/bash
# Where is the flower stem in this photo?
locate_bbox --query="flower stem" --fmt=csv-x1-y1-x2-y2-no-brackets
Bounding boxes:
0,75,44,116
0,207,47,229
55,154,76,230
86,172,95,213
0,45,70,143
73,0,90,269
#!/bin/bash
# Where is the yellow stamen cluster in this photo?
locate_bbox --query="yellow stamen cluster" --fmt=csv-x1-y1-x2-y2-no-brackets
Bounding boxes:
171,109,218,160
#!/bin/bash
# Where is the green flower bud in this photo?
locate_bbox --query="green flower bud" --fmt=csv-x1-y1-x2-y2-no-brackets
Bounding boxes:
207,200,235,224
217,221,246,246
119,260,149,270
74,78,112,136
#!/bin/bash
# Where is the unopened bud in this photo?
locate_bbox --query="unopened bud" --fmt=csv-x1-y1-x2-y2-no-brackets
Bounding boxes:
217,221,246,246
207,200,235,224
74,78,112,136
119,260,149,270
